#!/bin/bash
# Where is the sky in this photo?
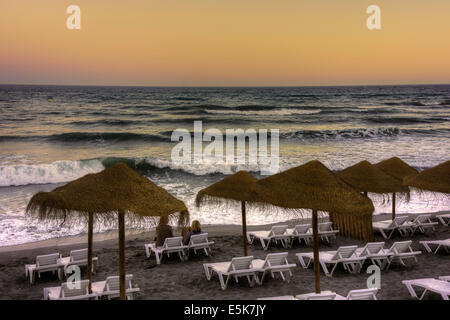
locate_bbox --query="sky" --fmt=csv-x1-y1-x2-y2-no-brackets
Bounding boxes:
1,0,450,86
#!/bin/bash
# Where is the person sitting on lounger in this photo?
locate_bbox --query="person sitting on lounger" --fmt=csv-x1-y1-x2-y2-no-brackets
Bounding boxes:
154,216,173,247
184,220,203,245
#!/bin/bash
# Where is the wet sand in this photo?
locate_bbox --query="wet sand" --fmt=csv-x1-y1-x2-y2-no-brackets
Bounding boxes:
0,213,449,300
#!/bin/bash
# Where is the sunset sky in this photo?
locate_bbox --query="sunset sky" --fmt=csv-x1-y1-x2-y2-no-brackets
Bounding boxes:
1,0,449,86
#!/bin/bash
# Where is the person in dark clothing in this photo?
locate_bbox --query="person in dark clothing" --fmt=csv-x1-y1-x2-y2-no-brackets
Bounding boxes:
154,215,173,247
184,220,203,245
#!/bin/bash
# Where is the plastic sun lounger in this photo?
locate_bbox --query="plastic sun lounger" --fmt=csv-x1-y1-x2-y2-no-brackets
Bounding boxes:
186,233,215,258
297,245,366,277
44,280,98,300
91,274,140,300
439,276,450,282
437,214,450,226
402,214,438,235
402,278,450,300
420,239,450,254
372,216,410,239
59,248,99,276
296,291,337,300
355,242,391,270
144,236,187,265
246,225,290,250
385,241,421,269
287,224,312,246
318,222,339,243
257,295,297,300
25,253,64,284
251,252,297,284
203,256,260,290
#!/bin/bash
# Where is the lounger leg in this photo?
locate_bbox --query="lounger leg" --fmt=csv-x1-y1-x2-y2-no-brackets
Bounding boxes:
145,245,150,258
404,283,419,299
320,261,331,277
218,273,227,290
204,265,212,280
260,238,267,250
378,229,388,239
155,252,161,265
419,289,429,300
246,232,253,244
259,271,266,285
297,255,308,269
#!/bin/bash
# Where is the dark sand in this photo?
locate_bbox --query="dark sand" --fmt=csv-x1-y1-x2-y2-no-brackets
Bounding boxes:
0,216,449,300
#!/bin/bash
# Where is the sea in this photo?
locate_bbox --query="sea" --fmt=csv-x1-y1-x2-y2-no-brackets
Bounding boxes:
0,84,449,246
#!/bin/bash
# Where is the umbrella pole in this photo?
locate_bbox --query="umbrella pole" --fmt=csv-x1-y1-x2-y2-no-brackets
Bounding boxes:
392,192,396,220
312,210,320,294
241,201,248,256
87,212,93,293
118,210,126,300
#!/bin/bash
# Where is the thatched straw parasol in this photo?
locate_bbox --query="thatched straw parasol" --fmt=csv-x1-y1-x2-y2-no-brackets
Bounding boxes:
196,171,258,256
403,160,450,194
248,160,374,293
373,157,418,219
337,160,409,220
26,162,188,300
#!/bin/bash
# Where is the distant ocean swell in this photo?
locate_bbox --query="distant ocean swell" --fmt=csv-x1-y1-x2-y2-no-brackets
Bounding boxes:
0,127,449,144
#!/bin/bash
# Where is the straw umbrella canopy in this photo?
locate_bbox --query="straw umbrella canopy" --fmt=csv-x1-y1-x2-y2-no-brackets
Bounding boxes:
196,171,258,256
337,160,409,220
373,157,418,219
247,160,374,294
403,160,450,194
26,162,188,300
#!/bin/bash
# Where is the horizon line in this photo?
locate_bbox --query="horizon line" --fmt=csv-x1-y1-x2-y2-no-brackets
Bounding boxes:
1,82,450,88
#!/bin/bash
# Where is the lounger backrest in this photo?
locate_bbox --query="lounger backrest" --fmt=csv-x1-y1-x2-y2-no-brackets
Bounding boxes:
347,288,378,300
294,224,311,235
393,216,410,227
61,280,90,298
229,256,254,272
105,275,133,292
305,293,336,300
163,236,184,248
332,246,357,260
189,233,209,245
269,225,288,236
36,253,60,267
414,215,432,224
263,253,289,267
360,242,385,256
318,222,333,232
389,241,413,254
70,249,88,262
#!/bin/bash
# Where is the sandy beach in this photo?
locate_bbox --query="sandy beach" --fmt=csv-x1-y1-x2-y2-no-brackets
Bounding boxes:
0,212,448,300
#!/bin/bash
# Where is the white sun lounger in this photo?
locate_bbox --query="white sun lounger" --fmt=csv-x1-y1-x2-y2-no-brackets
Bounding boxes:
403,214,438,235
356,242,392,270
420,239,450,254
247,225,290,250
251,252,296,284
91,274,140,300
287,224,313,246
297,245,366,277
385,241,421,269
437,214,450,226
439,276,450,282
372,216,410,239
186,233,214,258
44,280,98,300
25,253,64,284
203,256,260,290
296,291,337,300
145,236,187,265
318,222,339,243
257,295,297,300
402,278,450,300
59,248,99,276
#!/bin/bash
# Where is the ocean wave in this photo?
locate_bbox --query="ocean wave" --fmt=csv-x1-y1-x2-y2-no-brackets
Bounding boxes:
0,132,168,143
280,128,401,140
0,159,104,187
205,108,322,116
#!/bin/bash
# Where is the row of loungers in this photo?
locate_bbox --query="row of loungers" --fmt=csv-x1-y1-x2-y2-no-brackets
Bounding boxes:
259,288,379,300
144,233,215,265
25,249,98,284
44,275,140,300
203,241,422,290
373,214,446,239
246,223,339,250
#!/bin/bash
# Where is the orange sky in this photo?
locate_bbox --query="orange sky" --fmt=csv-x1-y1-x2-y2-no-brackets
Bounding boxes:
1,0,449,86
